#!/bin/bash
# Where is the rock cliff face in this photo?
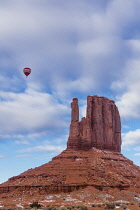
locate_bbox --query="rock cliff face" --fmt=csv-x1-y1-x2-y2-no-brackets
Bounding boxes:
67,96,121,152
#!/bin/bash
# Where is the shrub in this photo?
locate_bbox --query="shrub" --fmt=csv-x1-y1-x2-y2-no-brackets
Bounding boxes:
97,204,102,207
104,202,115,209
129,202,134,205
115,202,121,206
74,205,88,210
70,205,87,210
120,204,127,210
59,208,66,210
29,201,41,209
102,201,108,206
67,207,73,210
8,209,17,210
91,204,96,207
47,206,58,210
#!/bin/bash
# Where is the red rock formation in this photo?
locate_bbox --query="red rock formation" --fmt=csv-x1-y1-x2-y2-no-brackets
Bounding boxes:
0,96,140,208
0,148,140,206
67,96,121,152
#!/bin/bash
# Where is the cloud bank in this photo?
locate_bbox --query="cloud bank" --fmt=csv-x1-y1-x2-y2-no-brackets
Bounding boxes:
0,0,140,183
0,89,69,138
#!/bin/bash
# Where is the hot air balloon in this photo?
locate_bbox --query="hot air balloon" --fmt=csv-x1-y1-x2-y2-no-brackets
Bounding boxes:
23,67,31,78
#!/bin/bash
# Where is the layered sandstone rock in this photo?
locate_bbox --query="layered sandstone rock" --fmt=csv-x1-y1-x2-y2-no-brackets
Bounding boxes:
67,96,121,152
0,95,140,207
0,149,140,199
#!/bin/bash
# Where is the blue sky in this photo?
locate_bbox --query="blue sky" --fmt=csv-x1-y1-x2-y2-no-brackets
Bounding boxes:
0,0,140,184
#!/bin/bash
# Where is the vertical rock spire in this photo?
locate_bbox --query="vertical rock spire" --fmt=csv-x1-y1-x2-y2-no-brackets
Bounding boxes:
67,95,122,152
68,98,80,149
71,98,79,123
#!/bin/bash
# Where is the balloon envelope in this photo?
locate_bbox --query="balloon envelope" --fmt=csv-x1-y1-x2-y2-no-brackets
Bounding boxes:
23,67,31,77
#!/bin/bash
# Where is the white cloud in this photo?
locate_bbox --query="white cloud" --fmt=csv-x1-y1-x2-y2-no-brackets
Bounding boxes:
13,132,49,145
112,58,140,118
116,91,140,118
0,89,69,135
134,146,140,151
0,0,140,149
18,145,66,154
122,125,130,129
14,140,31,145
122,129,140,146
0,75,22,92
1,0,139,99
0,155,6,159
16,154,31,158
0,0,140,182
134,153,140,156
80,103,87,119
113,43,140,119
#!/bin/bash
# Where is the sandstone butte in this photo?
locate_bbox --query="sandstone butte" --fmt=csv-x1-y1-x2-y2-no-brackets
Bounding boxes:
0,95,140,207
